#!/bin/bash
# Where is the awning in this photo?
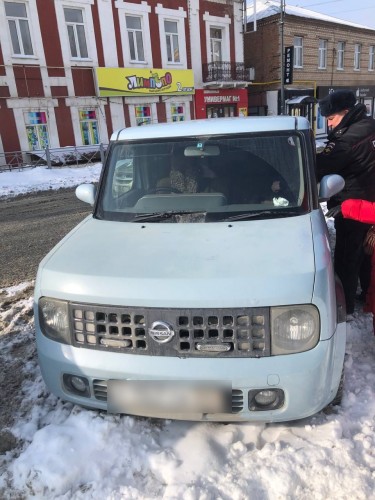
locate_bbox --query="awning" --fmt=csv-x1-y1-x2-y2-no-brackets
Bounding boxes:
286,95,317,105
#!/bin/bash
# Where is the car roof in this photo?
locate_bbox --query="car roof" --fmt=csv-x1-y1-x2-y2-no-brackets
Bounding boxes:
111,116,310,142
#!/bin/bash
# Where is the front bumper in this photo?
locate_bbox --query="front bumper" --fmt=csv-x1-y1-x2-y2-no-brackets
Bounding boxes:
36,321,346,422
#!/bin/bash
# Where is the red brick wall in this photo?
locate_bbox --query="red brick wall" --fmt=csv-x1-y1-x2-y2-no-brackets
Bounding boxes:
36,0,64,69
71,68,96,96
13,65,45,98
54,99,75,146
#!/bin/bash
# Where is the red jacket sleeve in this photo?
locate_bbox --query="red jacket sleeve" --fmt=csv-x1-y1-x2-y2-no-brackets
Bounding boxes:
341,199,375,224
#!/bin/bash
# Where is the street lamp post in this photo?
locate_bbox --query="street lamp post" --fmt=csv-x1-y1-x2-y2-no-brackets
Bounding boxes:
280,0,286,115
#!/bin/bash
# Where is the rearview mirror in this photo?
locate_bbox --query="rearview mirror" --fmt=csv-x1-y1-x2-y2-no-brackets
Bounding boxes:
318,174,345,202
184,145,220,157
76,183,96,205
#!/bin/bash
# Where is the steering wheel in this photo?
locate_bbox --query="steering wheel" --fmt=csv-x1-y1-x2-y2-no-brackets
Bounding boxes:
148,187,181,194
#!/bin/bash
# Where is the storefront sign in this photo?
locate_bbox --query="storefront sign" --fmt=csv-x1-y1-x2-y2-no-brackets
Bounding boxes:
318,86,375,99
195,89,248,119
203,95,240,103
284,46,294,85
95,68,195,97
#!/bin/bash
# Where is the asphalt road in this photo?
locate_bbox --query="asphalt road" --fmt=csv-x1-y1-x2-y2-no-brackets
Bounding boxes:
0,188,92,288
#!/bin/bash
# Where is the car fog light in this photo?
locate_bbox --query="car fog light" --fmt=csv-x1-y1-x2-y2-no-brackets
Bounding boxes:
254,390,277,406
248,388,285,411
71,376,87,393
63,374,90,397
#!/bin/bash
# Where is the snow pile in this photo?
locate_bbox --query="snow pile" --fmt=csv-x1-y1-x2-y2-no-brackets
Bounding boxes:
0,164,102,199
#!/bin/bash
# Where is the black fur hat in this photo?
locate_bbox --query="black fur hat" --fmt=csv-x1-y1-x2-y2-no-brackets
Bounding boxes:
319,90,356,117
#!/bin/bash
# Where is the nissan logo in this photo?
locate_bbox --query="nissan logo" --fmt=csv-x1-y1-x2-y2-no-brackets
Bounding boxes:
148,321,175,344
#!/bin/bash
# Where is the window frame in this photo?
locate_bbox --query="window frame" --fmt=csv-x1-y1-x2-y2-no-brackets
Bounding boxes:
156,5,187,68
24,110,49,151
337,41,345,70
203,13,231,65
164,19,180,64
210,26,223,62
79,109,100,145
293,36,303,68
5,1,34,57
318,39,327,69
54,0,97,68
116,1,152,67
354,43,361,71
128,101,158,127
64,7,89,60
125,14,145,62
369,45,375,71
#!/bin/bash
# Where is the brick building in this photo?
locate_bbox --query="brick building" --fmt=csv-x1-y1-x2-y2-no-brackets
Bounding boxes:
0,0,251,156
244,0,375,136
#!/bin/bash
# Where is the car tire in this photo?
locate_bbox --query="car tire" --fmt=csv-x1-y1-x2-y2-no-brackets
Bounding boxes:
323,367,345,414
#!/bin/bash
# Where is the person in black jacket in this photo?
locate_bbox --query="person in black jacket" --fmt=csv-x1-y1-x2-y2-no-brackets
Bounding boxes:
317,89,375,316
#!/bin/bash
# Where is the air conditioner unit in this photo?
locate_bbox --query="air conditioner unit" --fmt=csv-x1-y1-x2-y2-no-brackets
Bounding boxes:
247,67,255,81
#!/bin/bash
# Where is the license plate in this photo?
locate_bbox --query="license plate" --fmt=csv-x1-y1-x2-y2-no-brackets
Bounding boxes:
107,380,231,415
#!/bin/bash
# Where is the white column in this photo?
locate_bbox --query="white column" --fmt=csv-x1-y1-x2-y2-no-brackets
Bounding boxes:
97,0,119,67
234,0,244,63
188,0,203,87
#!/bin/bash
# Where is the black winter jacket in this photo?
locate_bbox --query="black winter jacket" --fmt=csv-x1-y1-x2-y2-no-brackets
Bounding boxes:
316,103,375,208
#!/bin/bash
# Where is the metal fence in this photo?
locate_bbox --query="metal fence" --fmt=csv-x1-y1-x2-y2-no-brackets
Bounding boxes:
0,143,108,172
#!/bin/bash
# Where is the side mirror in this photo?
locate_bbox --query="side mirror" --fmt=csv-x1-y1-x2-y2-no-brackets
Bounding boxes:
76,183,96,205
318,174,345,202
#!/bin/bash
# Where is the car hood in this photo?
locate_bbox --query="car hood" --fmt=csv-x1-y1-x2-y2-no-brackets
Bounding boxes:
37,215,315,308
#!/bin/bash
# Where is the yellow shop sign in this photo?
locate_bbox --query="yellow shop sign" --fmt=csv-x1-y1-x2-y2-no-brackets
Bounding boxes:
96,68,195,97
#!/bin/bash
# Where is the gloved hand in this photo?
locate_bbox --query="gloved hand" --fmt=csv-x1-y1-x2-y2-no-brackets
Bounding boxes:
364,226,375,255
325,205,342,218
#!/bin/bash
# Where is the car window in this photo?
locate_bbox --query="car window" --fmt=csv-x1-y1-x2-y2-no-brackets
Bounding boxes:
98,133,308,222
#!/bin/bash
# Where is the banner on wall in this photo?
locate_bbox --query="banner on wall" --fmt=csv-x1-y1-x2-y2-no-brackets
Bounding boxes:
96,68,195,97
284,46,294,85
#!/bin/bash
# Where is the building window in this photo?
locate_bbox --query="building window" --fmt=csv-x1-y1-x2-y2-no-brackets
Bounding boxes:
294,37,303,68
210,27,223,62
79,110,99,145
354,43,361,70
318,39,327,69
164,20,180,63
135,106,151,126
171,104,185,122
25,112,49,150
5,1,33,56
337,41,345,70
126,15,145,62
64,8,88,59
369,46,375,71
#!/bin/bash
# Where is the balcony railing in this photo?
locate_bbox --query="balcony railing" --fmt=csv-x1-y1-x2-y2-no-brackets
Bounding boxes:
202,62,252,83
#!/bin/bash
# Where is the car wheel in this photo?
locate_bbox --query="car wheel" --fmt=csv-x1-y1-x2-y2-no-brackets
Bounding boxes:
323,366,345,414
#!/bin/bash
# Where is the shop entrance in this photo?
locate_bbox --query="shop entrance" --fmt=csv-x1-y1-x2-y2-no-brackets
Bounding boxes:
286,96,316,127
206,105,236,118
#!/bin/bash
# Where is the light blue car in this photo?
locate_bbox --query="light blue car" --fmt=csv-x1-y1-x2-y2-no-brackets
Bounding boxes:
34,116,346,422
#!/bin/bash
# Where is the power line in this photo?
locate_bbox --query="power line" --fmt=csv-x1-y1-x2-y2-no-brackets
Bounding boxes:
288,1,375,16
329,6,375,14
302,1,343,7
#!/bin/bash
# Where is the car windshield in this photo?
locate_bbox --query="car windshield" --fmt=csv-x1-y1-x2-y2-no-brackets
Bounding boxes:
96,132,309,222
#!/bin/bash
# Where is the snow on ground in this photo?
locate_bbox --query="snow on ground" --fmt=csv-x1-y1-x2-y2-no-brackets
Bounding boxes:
0,166,375,499
0,164,102,199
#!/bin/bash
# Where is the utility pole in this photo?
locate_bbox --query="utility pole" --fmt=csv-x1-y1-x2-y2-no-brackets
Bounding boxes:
280,0,285,115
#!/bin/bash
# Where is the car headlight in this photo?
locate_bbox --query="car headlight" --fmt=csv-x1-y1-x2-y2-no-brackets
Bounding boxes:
39,297,71,345
271,305,320,355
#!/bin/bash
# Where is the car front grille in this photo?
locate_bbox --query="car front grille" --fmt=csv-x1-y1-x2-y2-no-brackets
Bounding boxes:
69,303,271,358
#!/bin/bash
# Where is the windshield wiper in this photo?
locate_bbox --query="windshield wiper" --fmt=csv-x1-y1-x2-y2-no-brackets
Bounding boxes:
223,210,301,222
132,210,207,222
